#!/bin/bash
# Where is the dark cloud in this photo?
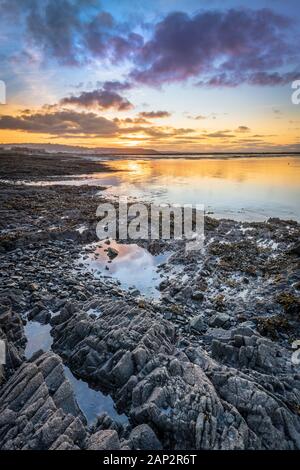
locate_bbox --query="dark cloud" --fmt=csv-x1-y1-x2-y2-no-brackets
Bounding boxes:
141,127,193,138
247,71,299,86
206,131,235,138
0,0,142,66
0,109,193,140
0,0,37,19
199,71,300,87
68,80,132,92
25,0,87,66
84,10,143,63
60,88,133,111
106,33,143,63
0,110,119,136
139,110,171,118
113,117,150,125
118,126,194,140
102,80,132,92
130,9,298,87
236,126,250,133
1,3,298,89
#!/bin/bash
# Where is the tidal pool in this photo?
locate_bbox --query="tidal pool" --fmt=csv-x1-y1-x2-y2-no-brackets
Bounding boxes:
24,320,127,425
81,240,168,298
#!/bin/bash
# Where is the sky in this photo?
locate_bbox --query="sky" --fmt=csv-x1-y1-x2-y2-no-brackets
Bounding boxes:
0,0,299,152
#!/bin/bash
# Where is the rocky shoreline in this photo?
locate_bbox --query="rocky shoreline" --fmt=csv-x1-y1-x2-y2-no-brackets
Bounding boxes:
1,153,300,450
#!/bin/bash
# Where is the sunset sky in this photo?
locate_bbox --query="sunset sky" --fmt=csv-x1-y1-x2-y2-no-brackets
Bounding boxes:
0,0,299,152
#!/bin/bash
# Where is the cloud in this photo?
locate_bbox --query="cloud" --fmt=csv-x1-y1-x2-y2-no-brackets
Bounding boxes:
60,88,133,111
139,110,170,118
206,131,235,138
0,108,193,140
117,125,194,140
102,80,132,92
84,11,143,63
236,126,250,133
0,0,37,19
0,110,119,136
185,113,207,120
24,0,87,66
246,71,299,86
1,3,299,91
130,9,298,87
142,126,193,138
68,80,132,92
0,0,143,66
114,116,150,125
185,112,228,120
199,71,300,87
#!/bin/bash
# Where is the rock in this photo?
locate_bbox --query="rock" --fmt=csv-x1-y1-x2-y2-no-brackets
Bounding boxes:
191,291,204,301
51,299,175,393
163,311,173,320
28,307,50,325
179,286,193,300
130,289,140,297
211,329,292,374
0,298,25,376
289,242,300,256
128,424,162,450
190,315,206,333
51,295,300,450
158,280,169,291
204,327,232,342
87,430,120,450
209,313,231,329
112,351,134,385
0,351,86,450
107,247,119,260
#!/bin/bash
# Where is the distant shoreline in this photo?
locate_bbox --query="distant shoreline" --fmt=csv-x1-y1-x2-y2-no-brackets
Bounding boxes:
1,144,300,158
84,153,300,162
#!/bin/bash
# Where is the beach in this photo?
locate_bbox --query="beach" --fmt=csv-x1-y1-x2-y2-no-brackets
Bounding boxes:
0,150,300,450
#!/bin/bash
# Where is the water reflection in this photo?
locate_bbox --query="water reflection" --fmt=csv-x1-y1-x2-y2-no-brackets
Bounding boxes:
63,366,128,425
24,320,128,425
82,240,168,297
24,321,53,359
5,155,300,221
102,156,300,221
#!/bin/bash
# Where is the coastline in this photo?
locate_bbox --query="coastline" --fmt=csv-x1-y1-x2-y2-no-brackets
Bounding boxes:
0,152,300,450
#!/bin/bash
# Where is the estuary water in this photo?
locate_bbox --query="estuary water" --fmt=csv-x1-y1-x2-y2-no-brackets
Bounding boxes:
100,155,300,221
